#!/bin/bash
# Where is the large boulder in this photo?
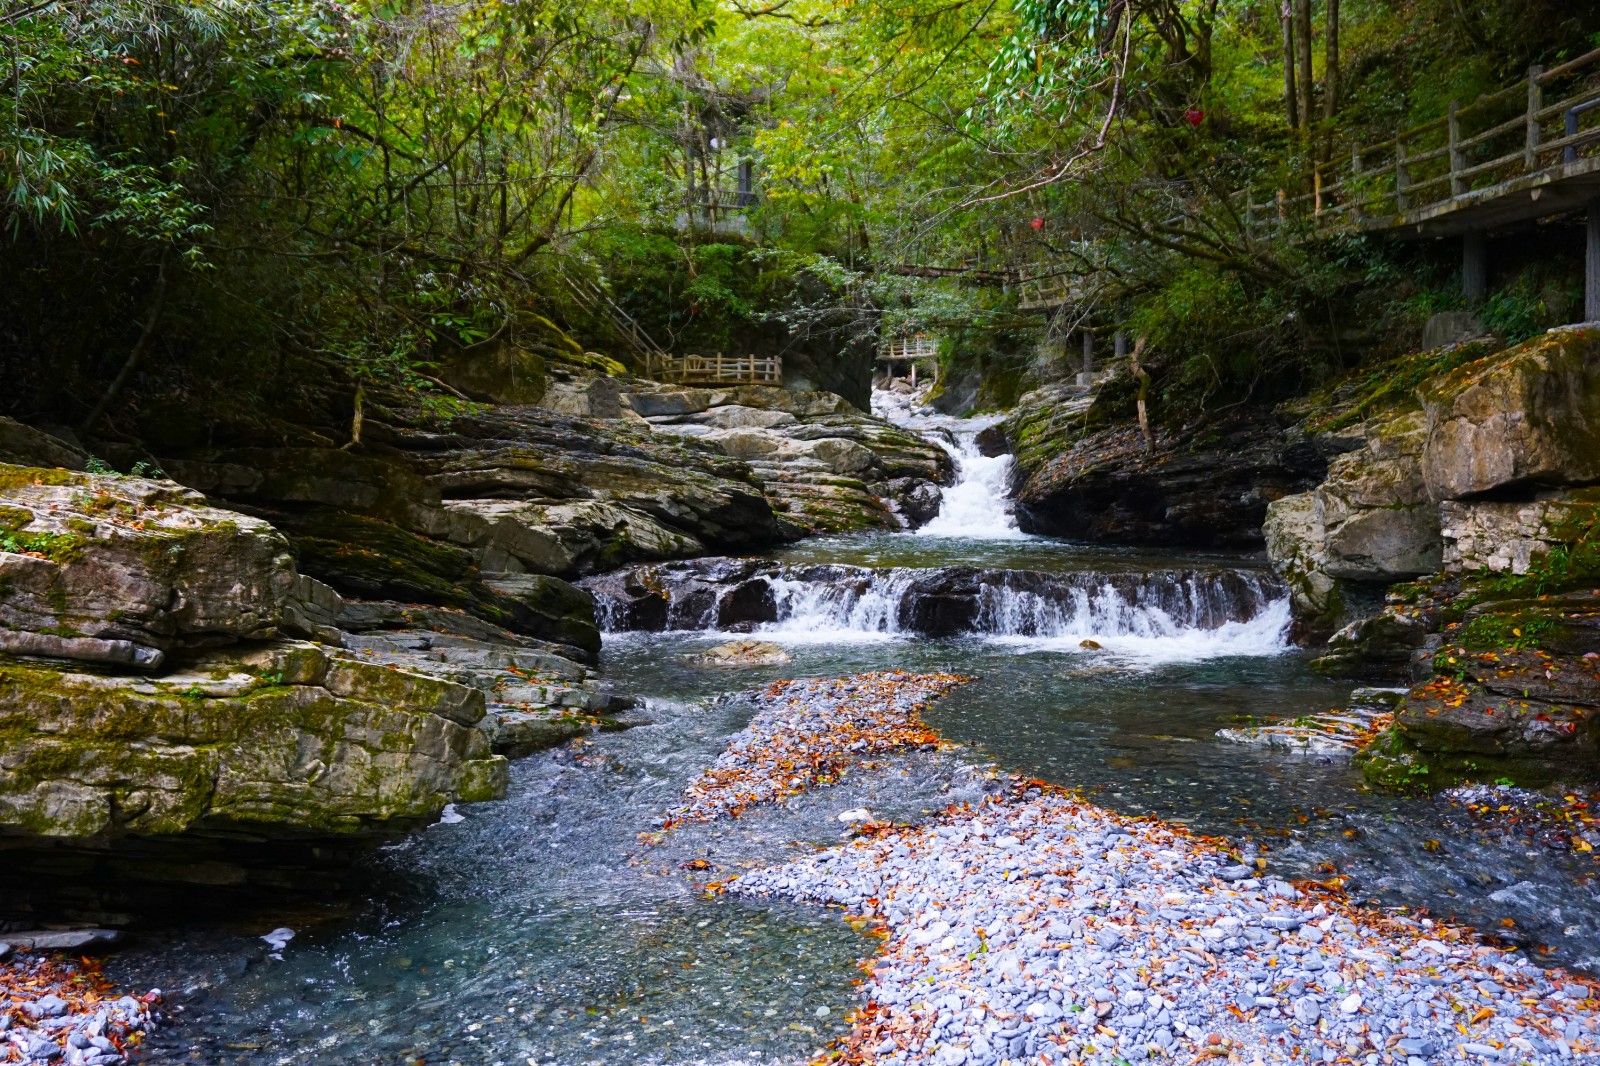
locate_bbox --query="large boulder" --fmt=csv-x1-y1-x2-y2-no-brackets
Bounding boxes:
1263,493,1343,637
1264,412,1441,639
1316,412,1440,580
1012,415,1327,548
1421,327,1600,499
0,640,510,922
0,641,505,841
0,464,299,670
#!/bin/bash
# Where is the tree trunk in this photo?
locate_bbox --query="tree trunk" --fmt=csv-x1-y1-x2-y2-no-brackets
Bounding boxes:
79,259,170,438
1130,337,1153,452
1280,1,1299,129
1295,0,1315,133
1323,0,1340,121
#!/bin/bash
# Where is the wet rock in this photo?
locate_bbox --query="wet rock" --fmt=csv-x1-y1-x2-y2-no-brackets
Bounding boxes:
1310,609,1428,679
1,930,122,953
880,477,942,527
1360,643,1600,791
692,640,792,668
480,573,600,656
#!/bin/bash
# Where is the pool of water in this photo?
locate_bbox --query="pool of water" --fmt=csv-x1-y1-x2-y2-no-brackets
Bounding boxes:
114,533,1600,1065
768,531,1267,573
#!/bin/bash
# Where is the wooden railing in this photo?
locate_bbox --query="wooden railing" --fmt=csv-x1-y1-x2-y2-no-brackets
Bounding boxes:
1017,274,1086,310
880,336,938,361
1243,48,1600,234
644,352,781,386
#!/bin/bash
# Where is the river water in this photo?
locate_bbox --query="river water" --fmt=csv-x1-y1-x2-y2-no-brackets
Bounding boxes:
114,396,1600,1065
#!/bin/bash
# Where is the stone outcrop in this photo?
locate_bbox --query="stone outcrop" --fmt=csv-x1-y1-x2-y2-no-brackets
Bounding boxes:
1267,328,1600,640
633,385,952,533
0,641,506,840
1260,328,1600,788
0,443,629,921
0,464,301,670
1008,407,1326,548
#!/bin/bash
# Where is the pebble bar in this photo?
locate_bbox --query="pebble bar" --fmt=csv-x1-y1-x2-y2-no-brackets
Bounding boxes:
716,676,1600,1066
665,671,969,826
1,950,159,1066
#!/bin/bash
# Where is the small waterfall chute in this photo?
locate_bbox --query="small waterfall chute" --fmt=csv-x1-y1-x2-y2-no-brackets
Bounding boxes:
872,388,1026,540
585,560,1291,661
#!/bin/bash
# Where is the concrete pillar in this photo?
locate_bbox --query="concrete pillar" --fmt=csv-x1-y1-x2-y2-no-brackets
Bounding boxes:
1463,230,1487,305
1589,200,1600,322
1082,332,1095,375
1114,331,1128,361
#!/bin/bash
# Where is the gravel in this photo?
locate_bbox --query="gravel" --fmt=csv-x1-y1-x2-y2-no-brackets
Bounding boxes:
665,671,968,825
709,675,1600,1065
2,953,159,1065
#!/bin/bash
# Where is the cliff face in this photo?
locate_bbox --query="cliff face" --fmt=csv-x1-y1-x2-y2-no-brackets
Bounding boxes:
1258,328,1600,791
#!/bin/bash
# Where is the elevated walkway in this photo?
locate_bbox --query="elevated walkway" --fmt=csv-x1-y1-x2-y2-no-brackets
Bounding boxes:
643,353,781,387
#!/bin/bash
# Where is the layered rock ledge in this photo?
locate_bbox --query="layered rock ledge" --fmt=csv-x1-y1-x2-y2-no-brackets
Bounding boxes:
1260,328,1600,790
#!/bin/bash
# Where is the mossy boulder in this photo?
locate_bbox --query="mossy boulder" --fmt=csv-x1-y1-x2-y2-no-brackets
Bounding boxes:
0,464,299,669
439,344,547,405
0,642,507,841
1421,327,1600,499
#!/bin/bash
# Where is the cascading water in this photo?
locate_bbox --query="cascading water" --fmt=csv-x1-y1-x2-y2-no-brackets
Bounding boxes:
872,387,1025,539
586,560,1292,661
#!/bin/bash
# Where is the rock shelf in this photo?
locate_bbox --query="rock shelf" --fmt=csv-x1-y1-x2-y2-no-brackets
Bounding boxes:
705,674,1600,1065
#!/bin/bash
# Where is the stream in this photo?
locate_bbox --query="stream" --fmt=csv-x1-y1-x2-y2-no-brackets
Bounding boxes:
115,393,1600,1065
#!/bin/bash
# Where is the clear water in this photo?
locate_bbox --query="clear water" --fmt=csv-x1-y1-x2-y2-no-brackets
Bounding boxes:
110,410,1600,1061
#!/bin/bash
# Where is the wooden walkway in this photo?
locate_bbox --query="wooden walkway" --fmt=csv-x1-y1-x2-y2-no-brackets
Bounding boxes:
879,337,939,362
1018,49,1600,320
643,352,781,386
1243,48,1600,242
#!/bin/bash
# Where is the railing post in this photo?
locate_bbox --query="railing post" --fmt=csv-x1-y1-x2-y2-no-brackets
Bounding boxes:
1448,100,1466,196
1350,146,1364,222
1526,65,1544,169
1395,135,1410,212
1588,199,1600,322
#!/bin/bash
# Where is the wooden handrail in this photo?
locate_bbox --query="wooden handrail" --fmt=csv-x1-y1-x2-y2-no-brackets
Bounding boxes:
1537,47,1600,84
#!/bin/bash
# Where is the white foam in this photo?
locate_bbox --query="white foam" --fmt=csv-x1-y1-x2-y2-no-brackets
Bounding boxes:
872,388,1028,540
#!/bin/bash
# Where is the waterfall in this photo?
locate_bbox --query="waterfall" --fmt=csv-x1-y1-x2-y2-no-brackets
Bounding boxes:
872,388,1025,539
586,561,1292,661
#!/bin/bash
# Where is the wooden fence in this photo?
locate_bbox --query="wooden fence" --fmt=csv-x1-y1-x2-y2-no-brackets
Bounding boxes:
644,352,781,386
879,337,939,361
1242,48,1600,234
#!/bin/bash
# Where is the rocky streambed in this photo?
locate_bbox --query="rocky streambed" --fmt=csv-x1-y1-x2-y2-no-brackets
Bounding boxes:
4,363,1600,1066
